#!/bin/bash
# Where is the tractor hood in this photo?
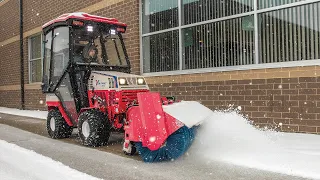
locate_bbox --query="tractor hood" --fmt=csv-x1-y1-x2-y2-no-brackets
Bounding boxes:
89,71,149,90
92,71,141,78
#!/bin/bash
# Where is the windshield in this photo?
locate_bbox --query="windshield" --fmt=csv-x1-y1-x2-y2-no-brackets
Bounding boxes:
73,26,128,66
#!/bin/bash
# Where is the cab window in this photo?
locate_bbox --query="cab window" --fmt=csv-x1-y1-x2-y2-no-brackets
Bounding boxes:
50,26,69,89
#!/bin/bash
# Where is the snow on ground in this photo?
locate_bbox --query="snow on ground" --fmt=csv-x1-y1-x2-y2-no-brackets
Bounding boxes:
0,139,100,180
1,106,320,179
0,107,47,119
189,110,320,180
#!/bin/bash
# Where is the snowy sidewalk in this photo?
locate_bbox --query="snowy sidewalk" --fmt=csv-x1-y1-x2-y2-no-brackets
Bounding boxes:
0,124,305,180
0,138,100,180
0,107,320,179
0,107,47,120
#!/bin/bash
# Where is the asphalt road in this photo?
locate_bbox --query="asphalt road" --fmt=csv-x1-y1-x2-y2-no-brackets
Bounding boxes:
0,113,311,180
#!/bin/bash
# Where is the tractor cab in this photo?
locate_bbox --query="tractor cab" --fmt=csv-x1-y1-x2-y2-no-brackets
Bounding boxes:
42,12,130,92
41,13,148,126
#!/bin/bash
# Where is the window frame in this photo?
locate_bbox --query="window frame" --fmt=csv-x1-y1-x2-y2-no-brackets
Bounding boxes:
139,0,320,77
50,26,70,91
28,33,43,83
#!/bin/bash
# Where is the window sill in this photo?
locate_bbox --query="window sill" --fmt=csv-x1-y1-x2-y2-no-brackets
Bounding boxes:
26,82,42,90
141,60,320,77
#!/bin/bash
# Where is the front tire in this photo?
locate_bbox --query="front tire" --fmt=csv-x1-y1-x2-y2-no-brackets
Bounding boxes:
78,109,111,147
46,109,73,139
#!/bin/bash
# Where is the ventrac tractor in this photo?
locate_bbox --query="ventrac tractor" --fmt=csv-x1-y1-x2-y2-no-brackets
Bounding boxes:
41,13,212,162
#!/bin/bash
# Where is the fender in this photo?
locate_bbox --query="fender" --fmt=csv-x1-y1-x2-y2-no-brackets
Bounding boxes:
78,107,100,115
47,101,74,127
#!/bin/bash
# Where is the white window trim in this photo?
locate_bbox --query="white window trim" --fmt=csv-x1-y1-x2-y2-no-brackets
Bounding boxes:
28,33,43,83
139,0,320,77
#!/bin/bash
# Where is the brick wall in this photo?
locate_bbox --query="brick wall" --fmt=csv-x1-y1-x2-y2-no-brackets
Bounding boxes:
0,0,19,42
25,89,46,110
94,0,140,74
23,0,102,33
149,77,320,134
0,41,20,86
0,90,20,108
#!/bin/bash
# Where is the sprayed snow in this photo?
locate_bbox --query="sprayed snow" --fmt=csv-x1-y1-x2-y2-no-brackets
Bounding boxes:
0,139,100,180
0,107,47,119
189,110,320,180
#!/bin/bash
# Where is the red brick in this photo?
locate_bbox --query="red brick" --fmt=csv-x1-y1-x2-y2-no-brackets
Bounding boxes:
299,89,317,95
252,79,266,84
290,83,307,89
299,77,317,82
282,125,299,132
290,95,307,101
290,119,320,126
299,126,317,133
232,96,245,100
307,95,320,101
252,112,266,117
219,85,231,90
259,95,272,100
283,89,299,95
245,96,259,100
282,113,299,119
244,106,259,112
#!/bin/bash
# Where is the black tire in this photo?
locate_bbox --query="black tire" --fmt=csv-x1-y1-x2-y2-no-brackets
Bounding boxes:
77,109,111,147
46,109,73,139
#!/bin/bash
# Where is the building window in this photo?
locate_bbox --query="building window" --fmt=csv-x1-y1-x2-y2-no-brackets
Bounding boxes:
182,16,255,70
141,0,320,74
183,0,254,25
259,3,320,63
142,0,178,34
28,34,43,83
258,0,306,9
143,30,179,73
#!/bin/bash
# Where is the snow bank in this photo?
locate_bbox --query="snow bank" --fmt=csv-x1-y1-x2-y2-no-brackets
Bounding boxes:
0,139,100,180
189,110,320,180
0,107,47,119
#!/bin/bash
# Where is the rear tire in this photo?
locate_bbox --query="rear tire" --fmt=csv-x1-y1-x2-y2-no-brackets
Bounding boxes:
46,109,73,139
78,109,111,147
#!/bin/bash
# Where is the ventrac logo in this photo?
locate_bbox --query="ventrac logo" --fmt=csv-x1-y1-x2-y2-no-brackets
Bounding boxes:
127,77,136,85
95,80,107,87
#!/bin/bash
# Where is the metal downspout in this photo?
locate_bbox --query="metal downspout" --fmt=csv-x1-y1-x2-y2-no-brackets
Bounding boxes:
19,0,25,110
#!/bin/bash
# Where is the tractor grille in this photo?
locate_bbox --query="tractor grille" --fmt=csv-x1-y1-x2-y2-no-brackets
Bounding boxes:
121,90,148,102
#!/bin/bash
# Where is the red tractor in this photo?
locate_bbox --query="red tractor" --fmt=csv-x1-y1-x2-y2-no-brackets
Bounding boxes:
41,13,212,162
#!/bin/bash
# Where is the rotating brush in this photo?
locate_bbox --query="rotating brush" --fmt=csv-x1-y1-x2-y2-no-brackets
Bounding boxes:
135,125,197,163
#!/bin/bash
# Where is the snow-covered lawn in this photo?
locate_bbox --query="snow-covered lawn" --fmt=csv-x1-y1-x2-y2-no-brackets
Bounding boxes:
0,107,47,119
0,139,100,180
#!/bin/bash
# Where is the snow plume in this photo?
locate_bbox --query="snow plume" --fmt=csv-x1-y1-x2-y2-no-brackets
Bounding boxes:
188,110,320,180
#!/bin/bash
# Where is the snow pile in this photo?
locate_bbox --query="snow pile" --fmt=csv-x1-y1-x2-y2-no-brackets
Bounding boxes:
0,107,47,119
189,110,320,180
0,139,100,180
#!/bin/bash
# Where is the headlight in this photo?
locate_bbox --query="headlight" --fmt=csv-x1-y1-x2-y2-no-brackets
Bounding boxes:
119,78,127,85
137,78,145,85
